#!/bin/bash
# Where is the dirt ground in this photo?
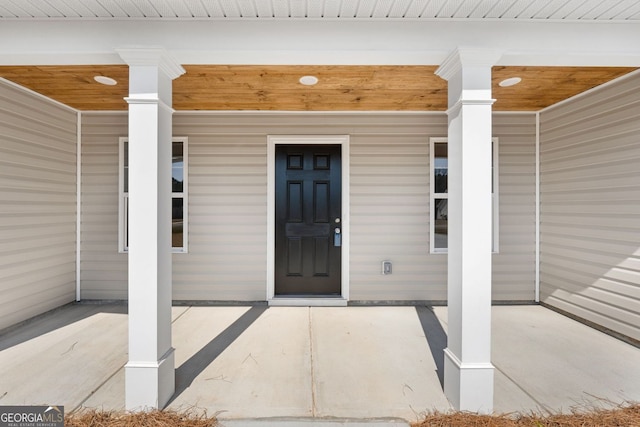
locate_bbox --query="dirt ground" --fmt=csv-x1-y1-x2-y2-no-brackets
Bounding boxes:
412,403,640,426
65,404,640,427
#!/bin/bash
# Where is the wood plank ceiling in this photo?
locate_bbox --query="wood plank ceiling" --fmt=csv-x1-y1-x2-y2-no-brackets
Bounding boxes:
0,64,635,111
0,1,637,111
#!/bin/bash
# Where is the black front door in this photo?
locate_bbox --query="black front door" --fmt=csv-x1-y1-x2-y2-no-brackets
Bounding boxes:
275,144,342,295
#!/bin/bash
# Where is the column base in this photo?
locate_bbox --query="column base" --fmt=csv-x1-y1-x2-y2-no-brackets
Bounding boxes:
125,347,175,410
443,348,494,413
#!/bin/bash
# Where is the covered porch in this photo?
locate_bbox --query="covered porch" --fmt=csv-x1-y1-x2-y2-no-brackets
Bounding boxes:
1,0,640,417
1,303,639,424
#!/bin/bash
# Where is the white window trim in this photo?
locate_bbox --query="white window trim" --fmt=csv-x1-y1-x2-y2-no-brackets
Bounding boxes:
429,137,499,254
118,136,126,253
119,136,189,254
172,137,189,254
492,137,500,253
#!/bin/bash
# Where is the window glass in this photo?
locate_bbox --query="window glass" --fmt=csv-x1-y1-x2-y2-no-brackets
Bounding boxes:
434,142,447,193
172,141,184,193
172,197,184,248
123,141,129,193
434,198,448,250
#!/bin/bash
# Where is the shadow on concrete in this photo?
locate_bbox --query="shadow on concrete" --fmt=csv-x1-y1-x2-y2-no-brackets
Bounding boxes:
416,306,447,389
169,305,268,405
0,302,127,352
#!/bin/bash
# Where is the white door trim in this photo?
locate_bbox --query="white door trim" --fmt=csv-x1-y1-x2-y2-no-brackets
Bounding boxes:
266,135,350,305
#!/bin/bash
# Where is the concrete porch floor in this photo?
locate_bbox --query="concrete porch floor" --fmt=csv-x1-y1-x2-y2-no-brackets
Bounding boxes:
0,304,639,426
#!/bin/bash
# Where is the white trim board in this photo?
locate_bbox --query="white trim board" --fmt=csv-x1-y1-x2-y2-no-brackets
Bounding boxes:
76,111,82,301
535,112,541,303
266,135,350,305
4,20,640,67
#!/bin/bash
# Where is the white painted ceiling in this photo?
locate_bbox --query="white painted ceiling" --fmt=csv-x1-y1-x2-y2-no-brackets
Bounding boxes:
0,0,639,20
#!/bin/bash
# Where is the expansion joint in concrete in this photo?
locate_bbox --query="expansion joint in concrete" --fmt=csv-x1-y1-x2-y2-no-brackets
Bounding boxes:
309,307,317,417
492,363,552,415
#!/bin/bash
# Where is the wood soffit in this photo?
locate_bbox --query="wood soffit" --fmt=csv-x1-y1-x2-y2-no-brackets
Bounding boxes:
0,64,636,112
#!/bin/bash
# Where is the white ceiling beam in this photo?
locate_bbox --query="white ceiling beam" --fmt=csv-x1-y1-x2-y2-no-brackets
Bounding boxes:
0,19,639,66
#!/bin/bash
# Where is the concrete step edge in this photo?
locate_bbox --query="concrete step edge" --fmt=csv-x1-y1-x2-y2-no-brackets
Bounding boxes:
218,417,410,427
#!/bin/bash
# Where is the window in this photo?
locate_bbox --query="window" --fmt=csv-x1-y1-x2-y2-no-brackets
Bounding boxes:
431,139,449,252
429,137,498,253
119,137,188,253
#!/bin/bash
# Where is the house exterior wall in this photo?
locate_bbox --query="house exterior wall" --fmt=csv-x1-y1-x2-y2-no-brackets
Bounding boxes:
493,113,538,301
80,111,536,302
0,80,77,330
539,71,640,342
80,113,128,299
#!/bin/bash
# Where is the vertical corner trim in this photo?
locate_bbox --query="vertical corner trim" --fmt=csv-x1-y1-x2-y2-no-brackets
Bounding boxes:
535,111,541,303
76,111,82,302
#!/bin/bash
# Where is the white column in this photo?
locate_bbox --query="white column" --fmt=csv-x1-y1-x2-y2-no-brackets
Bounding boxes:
117,48,185,410
435,48,501,413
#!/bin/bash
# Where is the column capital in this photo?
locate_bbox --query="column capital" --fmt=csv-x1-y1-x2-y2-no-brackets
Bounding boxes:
116,47,186,80
435,47,503,82
445,98,496,117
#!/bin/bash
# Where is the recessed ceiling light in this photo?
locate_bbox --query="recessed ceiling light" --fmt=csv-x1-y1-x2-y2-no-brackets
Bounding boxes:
94,75,117,86
299,75,319,86
499,77,522,87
